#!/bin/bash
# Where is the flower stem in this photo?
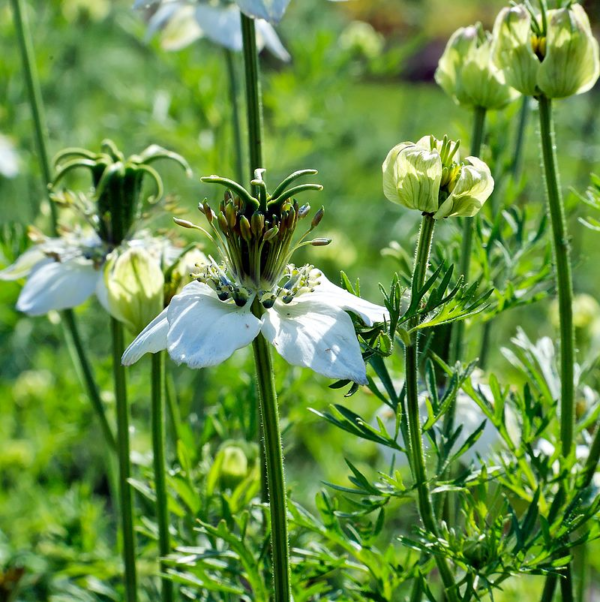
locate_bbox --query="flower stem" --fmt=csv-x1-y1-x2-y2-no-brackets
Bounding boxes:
406,214,458,602
251,326,291,601
449,106,486,365
538,94,576,602
538,95,575,460
511,96,530,181
10,0,116,453
224,49,245,185
151,352,173,602
241,14,265,198
111,318,138,602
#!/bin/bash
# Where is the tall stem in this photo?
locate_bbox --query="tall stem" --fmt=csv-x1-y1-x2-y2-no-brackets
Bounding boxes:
225,49,245,185
449,106,486,364
251,324,291,601
241,14,264,197
538,94,575,602
112,318,138,602
152,352,173,602
538,95,575,459
10,0,116,453
406,215,458,602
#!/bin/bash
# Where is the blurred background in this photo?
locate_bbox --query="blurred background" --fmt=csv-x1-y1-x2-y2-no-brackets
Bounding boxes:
1,0,599,599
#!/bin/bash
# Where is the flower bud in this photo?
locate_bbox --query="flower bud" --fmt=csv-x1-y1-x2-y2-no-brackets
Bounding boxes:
383,136,493,219
492,4,599,99
538,5,600,99
382,139,442,213
105,247,164,335
436,24,519,110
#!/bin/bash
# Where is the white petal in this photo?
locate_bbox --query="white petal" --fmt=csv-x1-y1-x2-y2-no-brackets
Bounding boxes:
301,272,389,327
235,0,291,25
195,5,243,52
166,281,261,369
262,298,368,384
256,20,290,61
122,308,169,366
0,246,47,281
16,259,100,316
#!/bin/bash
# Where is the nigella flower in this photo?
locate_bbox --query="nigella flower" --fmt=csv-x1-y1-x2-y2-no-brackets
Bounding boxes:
135,0,290,60
1,140,195,330
123,170,388,384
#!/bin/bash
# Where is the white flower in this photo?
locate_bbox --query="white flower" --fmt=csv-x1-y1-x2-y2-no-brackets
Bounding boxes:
0,135,19,179
123,266,388,384
139,0,290,60
0,230,189,323
376,383,512,468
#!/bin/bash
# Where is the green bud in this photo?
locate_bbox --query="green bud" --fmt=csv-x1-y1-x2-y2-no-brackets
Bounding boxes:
434,157,494,219
436,24,520,110
383,136,493,219
240,215,252,242
105,247,164,335
218,444,249,490
538,5,600,99
492,4,600,99
382,137,442,213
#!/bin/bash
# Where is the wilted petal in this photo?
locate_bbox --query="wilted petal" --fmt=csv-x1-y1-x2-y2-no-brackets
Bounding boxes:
122,308,169,365
262,298,368,384
235,0,292,25
435,156,493,219
301,272,388,327
0,246,46,281
16,259,100,315
167,281,261,368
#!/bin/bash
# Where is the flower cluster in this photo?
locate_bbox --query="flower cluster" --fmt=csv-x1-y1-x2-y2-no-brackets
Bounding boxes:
123,170,388,383
439,2,599,104
382,135,494,218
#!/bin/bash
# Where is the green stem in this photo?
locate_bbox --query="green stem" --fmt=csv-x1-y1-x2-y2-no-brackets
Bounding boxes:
152,352,173,602
63,311,117,452
10,0,116,453
251,315,291,602
580,424,600,489
538,95,575,460
449,106,486,365
540,574,557,602
511,96,530,181
538,94,576,602
10,0,57,229
406,215,458,602
224,49,245,185
241,14,265,195
112,318,138,602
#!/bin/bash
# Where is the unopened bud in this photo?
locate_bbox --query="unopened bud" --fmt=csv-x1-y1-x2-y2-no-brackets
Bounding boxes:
263,226,279,242
298,204,311,218
311,207,325,229
218,212,228,233
251,212,264,236
225,202,237,228
240,216,252,242
310,238,332,246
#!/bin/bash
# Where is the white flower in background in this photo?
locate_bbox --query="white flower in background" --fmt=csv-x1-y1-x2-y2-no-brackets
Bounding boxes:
136,0,290,60
376,383,510,468
0,135,19,179
123,169,388,384
0,228,201,329
536,437,600,489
